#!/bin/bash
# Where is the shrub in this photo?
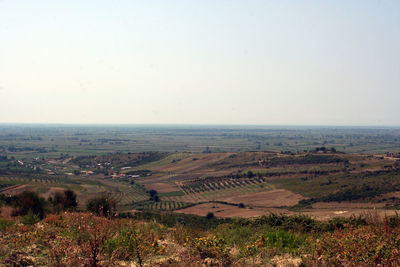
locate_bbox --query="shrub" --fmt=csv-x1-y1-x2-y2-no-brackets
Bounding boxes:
184,235,231,264
218,223,259,249
263,230,306,252
49,189,78,212
21,209,40,225
103,222,166,266
0,217,13,231
240,230,306,260
43,214,63,226
386,213,400,228
87,195,116,217
13,191,47,219
48,213,116,267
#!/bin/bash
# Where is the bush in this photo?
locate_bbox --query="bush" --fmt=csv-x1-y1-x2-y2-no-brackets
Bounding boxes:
218,224,258,249
21,209,40,225
387,213,400,228
13,191,47,219
103,223,165,266
263,230,306,252
0,218,13,231
240,230,307,260
49,190,78,212
48,212,115,266
184,235,230,263
87,196,116,217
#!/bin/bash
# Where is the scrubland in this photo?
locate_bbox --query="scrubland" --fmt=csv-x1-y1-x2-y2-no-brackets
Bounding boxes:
2,210,400,266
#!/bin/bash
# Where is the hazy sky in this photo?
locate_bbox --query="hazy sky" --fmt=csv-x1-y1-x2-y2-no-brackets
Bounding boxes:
1,1,399,125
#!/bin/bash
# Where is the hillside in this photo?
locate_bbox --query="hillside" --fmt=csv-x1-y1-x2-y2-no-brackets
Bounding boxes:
2,149,400,217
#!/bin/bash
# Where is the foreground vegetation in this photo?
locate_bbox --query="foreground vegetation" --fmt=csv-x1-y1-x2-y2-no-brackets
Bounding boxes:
1,207,400,266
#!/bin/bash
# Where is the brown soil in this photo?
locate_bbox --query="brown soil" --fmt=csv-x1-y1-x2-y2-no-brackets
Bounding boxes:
220,189,305,207
312,202,386,209
302,209,398,221
143,182,179,193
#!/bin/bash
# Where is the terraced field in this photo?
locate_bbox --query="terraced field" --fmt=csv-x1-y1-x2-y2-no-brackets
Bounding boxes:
134,201,192,211
115,184,149,207
0,175,74,186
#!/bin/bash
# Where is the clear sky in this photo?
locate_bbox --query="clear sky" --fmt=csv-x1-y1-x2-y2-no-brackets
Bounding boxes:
0,1,399,126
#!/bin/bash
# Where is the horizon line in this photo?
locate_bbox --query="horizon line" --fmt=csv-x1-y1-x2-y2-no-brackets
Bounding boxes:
1,122,400,128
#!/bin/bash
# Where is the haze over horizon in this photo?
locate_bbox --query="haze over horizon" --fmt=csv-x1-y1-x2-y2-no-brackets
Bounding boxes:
1,1,399,126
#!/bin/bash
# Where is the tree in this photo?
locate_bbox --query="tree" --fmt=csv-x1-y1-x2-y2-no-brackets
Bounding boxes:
247,170,255,178
149,190,160,202
206,212,215,219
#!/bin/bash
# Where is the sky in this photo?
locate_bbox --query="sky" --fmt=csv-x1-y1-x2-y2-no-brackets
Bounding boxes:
0,1,399,126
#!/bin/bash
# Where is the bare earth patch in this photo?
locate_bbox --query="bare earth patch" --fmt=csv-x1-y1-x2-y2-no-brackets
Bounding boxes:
302,209,399,221
143,182,179,193
312,202,386,209
221,189,305,207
